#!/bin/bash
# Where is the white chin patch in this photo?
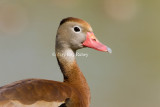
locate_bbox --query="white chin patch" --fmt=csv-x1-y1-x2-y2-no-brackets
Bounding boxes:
57,49,75,63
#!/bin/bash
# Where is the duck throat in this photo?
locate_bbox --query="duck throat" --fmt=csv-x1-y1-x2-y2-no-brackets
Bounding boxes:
56,48,84,84
56,48,76,63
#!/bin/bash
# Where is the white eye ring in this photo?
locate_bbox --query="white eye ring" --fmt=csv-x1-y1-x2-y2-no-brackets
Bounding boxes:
73,26,81,33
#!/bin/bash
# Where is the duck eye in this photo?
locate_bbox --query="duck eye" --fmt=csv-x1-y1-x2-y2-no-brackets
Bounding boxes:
73,26,81,32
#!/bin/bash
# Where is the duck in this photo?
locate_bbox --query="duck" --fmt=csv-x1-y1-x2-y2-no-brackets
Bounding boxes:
0,17,112,107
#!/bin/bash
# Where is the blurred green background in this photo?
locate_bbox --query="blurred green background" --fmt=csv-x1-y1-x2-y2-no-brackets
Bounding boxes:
0,0,160,107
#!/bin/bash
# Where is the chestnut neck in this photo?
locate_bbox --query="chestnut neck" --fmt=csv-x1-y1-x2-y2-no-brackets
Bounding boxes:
56,47,90,107
56,47,87,85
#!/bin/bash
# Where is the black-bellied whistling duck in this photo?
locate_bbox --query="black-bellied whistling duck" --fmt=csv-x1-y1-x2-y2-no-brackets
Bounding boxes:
0,17,112,107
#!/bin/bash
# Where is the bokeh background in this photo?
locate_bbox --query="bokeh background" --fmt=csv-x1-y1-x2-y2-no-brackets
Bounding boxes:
0,0,160,107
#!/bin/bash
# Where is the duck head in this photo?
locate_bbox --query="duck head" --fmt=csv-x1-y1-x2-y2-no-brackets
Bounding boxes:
56,17,112,53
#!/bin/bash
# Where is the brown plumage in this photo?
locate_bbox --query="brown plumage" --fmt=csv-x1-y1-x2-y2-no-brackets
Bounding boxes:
0,17,111,107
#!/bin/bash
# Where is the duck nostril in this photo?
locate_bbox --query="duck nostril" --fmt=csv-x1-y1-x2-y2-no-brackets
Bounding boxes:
92,39,96,41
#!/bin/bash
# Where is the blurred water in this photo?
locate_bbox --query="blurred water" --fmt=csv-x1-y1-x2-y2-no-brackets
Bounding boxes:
0,0,160,107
